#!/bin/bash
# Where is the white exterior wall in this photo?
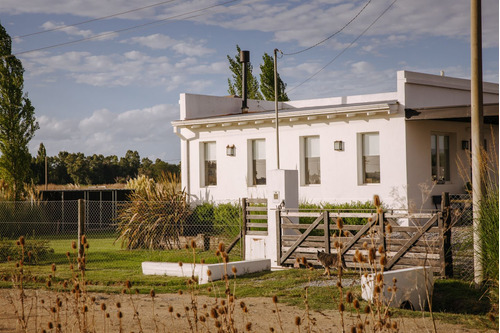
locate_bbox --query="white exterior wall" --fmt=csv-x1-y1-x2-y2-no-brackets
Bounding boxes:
405,120,499,210
182,113,408,208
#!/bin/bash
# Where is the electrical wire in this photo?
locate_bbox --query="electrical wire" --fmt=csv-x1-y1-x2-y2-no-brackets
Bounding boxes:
282,0,372,56
11,0,179,41
286,0,398,94
9,0,241,57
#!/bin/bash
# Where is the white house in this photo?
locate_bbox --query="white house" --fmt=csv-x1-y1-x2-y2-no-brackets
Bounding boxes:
172,70,499,210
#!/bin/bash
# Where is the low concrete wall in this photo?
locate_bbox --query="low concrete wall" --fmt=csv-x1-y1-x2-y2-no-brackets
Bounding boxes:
361,266,434,311
142,259,271,285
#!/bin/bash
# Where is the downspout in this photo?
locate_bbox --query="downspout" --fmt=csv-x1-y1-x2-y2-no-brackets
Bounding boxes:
174,126,195,204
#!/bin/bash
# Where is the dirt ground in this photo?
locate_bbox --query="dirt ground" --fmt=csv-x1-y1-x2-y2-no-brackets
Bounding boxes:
0,288,494,332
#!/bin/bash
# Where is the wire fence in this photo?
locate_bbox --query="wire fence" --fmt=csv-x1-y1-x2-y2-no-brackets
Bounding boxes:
0,195,477,280
449,193,474,281
0,200,244,265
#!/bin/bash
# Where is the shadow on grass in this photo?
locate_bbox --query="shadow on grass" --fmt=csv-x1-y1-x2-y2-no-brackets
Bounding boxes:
433,279,492,315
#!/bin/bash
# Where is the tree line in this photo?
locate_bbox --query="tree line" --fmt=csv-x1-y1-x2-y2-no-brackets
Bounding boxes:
31,143,180,186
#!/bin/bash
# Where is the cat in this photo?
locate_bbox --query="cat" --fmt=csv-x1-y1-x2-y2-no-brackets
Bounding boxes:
316,250,346,277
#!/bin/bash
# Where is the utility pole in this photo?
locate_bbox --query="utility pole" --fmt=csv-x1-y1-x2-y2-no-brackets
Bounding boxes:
471,0,484,286
45,156,48,190
274,48,280,169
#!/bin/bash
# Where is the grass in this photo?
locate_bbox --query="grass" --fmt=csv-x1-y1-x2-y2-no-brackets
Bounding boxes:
0,234,242,290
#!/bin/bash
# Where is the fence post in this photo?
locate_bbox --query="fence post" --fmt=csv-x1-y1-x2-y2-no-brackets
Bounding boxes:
276,208,282,265
241,198,247,260
78,199,86,260
378,208,386,269
441,192,453,278
324,211,331,253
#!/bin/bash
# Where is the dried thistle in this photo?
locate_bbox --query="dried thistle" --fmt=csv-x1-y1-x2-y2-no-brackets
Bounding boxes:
294,316,301,326
218,242,225,253
336,217,344,230
190,239,196,249
368,247,376,263
373,195,380,207
346,291,353,303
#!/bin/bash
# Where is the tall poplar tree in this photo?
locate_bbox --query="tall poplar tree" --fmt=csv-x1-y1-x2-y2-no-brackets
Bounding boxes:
259,52,289,102
227,45,263,100
0,22,39,200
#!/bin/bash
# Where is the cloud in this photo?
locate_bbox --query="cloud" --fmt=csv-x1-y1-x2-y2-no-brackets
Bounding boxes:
32,103,181,159
125,33,215,56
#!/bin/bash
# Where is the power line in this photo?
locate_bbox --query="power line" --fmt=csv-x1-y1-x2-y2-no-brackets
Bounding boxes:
9,0,241,57
11,0,179,41
282,0,372,56
286,0,399,94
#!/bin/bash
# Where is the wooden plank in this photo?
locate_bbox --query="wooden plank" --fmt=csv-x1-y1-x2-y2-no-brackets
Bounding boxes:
390,226,440,233
324,211,331,253
246,214,268,220
386,214,438,269
328,212,375,218
246,231,268,236
386,238,441,247
282,240,325,248
245,206,268,212
246,222,268,228
246,198,267,204
281,212,321,218
387,245,441,254
280,214,324,265
341,214,378,256
385,213,435,219
282,224,323,230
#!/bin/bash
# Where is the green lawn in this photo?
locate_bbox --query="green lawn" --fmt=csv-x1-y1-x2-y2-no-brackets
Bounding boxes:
0,234,242,289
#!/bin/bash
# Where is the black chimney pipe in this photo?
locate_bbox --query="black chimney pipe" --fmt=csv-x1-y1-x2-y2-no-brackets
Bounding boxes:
240,50,250,113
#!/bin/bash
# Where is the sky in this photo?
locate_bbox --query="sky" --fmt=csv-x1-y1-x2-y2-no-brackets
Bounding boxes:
0,0,498,163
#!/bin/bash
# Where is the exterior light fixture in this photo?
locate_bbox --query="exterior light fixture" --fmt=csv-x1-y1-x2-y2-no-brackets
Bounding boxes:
226,144,235,156
334,140,344,151
461,140,469,150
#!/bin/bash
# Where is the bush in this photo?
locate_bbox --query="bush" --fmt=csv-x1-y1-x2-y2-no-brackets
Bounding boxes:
0,236,54,263
188,203,215,236
213,203,241,238
479,184,499,282
116,173,190,250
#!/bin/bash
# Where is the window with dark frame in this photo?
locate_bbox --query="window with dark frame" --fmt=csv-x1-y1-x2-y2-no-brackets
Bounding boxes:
362,133,380,184
252,139,266,185
304,136,321,185
431,134,450,183
204,142,217,186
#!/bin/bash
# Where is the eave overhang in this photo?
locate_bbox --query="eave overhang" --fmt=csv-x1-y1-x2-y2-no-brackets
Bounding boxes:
405,103,499,124
172,101,399,130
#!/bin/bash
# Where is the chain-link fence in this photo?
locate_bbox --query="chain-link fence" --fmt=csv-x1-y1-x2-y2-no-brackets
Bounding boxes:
450,193,474,281
0,200,244,265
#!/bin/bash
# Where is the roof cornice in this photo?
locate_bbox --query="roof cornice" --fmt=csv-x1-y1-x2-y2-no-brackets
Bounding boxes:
172,101,399,129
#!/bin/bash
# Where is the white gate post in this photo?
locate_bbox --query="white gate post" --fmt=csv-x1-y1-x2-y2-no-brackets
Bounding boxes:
245,169,298,267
